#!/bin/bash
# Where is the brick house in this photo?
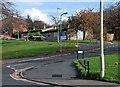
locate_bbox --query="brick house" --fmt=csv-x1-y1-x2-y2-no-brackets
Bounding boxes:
2,17,28,36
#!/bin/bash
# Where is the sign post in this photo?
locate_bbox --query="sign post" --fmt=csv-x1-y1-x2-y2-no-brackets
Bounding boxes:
77,50,84,59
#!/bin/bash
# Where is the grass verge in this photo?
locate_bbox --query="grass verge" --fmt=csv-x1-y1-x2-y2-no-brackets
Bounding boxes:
63,40,100,43
73,53,120,83
2,40,78,59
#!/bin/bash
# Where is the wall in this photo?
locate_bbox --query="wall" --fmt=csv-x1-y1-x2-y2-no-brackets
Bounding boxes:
67,30,83,40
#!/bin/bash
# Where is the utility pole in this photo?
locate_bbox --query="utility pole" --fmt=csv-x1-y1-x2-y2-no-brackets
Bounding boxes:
100,0,105,79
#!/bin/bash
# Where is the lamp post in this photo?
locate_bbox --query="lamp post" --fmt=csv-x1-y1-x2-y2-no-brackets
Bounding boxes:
57,8,61,43
59,12,68,52
100,0,105,79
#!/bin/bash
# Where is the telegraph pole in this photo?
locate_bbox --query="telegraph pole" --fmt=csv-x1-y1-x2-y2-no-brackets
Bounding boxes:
100,0,105,79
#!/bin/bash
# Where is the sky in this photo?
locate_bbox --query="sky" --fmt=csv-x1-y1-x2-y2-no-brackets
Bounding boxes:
13,1,117,24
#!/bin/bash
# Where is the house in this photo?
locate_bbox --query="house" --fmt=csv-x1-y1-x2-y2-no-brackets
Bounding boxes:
42,27,68,41
20,26,85,41
67,28,84,40
41,27,85,41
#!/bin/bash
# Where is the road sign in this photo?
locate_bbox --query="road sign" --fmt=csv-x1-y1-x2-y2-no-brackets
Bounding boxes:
76,50,84,59
78,51,83,53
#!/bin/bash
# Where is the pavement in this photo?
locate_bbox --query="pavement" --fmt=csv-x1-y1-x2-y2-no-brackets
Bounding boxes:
2,42,120,86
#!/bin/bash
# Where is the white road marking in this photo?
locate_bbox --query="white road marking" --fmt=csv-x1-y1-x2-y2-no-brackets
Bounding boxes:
15,70,18,72
10,74,19,81
10,66,48,85
11,68,15,70
11,63,28,67
17,54,68,63
6,66,11,68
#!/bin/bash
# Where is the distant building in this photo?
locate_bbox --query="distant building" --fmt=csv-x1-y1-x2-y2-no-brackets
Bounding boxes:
2,17,28,36
21,27,85,41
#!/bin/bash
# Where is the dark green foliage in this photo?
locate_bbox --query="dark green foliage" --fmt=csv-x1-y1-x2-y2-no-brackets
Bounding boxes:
36,31,41,36
12,32,21,38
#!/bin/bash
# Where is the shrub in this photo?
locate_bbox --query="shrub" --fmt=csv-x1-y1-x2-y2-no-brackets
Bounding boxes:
36,31,41,36
12,32,21,38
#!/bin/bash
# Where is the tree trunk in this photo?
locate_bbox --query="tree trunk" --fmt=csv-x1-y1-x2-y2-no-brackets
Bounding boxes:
18,31,19,40
76,30,78,45
27,31,29,41
57,28,59,43
83,31,86,40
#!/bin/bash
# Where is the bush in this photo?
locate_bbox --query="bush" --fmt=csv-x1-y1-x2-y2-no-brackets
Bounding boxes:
73,60,100,80
12,32,20,38
36,31,41,36
28,32,34,40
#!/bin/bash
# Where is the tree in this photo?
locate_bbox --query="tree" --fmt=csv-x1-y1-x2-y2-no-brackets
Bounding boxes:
1,0,22,36
26,15,34,30
36,31,41,36
33,20,46,29
68,14,81,45
50,15,60,43
25,15,33,41
104,1,120,40
1,0,14,19
68,9,101,41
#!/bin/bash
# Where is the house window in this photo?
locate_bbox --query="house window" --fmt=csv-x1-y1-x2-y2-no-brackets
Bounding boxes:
54,32,58,37
62,31,66,36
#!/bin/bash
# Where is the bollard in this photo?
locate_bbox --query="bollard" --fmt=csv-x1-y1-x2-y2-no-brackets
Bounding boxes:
87,61,89,76
84,60,90,76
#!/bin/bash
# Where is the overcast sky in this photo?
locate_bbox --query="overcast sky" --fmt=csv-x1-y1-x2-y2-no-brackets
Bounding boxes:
13,1,117,24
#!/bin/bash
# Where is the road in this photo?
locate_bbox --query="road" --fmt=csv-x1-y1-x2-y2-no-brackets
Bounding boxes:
2,43,120,86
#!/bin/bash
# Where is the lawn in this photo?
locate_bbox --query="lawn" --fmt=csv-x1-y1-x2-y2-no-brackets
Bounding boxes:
63,39,100,43
73,53,120,83
1,40,78,59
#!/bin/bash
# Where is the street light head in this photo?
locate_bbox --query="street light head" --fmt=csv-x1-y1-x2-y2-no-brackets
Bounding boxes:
63,12,68,15
61,12,68,16
64,12,68,14
57,8,61,10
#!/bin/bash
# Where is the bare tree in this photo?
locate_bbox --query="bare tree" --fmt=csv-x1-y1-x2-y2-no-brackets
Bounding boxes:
104,1,120,40
50,15,60,43
1,0,20,36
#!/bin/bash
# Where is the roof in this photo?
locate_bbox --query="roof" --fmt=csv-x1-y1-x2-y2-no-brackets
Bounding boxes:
21,27,73,34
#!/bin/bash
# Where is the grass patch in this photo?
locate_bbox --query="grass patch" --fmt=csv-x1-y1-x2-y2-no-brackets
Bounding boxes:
63,40,100,43
73,53,120,83
2,40,78,59
112,41,120,44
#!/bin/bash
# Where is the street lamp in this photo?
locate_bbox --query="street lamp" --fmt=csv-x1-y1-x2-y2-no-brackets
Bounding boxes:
59,12,68,52
57,8,61,43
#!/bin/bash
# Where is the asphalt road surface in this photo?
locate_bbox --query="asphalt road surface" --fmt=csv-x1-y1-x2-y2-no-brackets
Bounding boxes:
2,43,120,86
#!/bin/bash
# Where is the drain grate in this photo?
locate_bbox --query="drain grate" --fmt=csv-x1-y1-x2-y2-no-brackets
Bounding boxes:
52,74,62,77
